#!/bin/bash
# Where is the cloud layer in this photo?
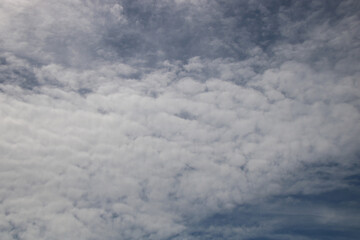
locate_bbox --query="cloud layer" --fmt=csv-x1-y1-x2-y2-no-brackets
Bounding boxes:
1,0,360,239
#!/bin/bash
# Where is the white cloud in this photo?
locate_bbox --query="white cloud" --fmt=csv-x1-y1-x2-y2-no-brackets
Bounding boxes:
1,0,360,239
2,53,359,238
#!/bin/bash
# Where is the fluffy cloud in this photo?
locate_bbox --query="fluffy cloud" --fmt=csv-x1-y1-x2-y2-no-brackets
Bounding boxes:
0,0,360,239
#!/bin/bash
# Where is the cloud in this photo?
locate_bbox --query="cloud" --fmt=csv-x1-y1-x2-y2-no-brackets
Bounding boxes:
0,0,360,239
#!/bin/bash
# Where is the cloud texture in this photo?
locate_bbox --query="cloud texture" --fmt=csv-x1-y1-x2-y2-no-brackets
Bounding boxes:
1,0,360,239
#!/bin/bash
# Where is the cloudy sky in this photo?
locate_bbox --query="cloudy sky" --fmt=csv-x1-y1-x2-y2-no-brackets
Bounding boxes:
1,0,360,239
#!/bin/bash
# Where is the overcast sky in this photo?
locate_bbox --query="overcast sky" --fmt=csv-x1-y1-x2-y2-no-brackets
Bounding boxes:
1,0,360,239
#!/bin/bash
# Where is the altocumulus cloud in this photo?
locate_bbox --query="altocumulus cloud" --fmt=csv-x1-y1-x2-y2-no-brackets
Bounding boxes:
1,0,360,239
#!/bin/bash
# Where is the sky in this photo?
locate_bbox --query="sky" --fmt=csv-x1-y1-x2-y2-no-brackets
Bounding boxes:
0,0,360,239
